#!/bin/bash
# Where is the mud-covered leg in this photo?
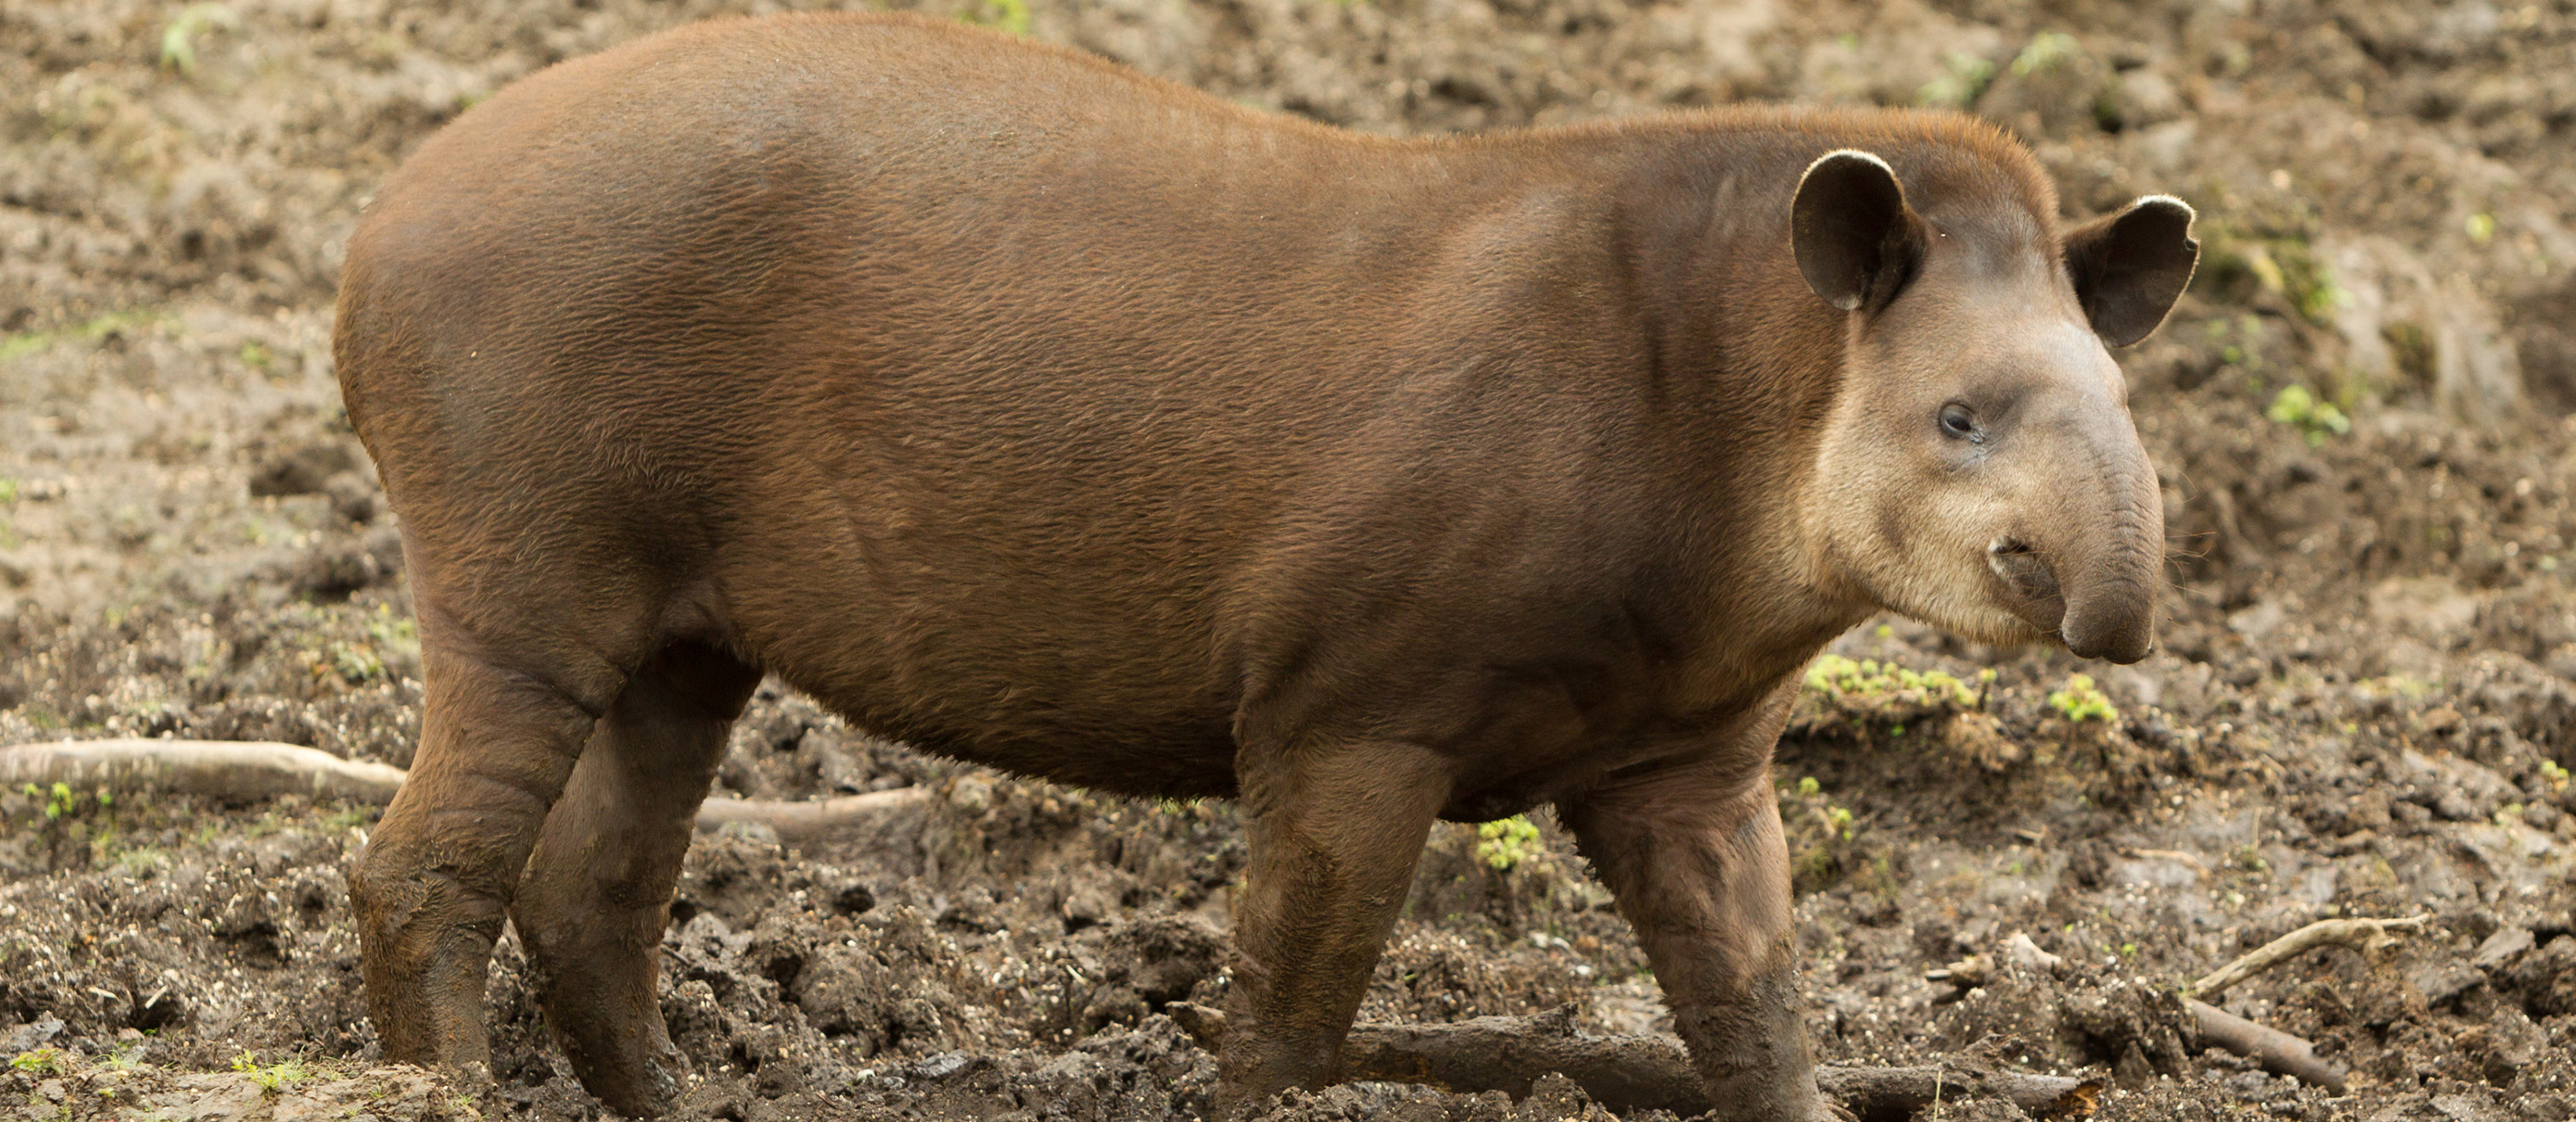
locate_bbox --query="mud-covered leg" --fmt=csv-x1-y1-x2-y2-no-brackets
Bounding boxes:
1216,743,1451,1116
512,642,759,1118
1558,738,1827,1122
350,636,614,1071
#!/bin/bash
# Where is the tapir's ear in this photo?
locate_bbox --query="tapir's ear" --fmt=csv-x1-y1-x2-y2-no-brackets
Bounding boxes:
1792,149,1926,314
2062,195,2200,348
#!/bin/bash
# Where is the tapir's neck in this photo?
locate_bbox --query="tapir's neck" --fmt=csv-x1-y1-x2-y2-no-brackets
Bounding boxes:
1586,136,1876,703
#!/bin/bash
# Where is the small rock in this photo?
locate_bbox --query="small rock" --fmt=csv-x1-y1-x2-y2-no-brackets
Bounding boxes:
2476,926,2536,970
1,1016,64,1051
2417,962,2489,1005
913,1052,971,1079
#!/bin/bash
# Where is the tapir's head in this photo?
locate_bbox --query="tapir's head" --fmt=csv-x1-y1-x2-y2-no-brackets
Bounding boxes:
1793,148,2196,664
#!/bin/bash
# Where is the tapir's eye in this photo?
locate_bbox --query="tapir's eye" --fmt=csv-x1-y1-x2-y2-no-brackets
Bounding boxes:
1938,402,1983,443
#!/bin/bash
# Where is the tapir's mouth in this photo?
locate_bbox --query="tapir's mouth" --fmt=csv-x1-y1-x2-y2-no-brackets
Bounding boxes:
1986,537,2066,637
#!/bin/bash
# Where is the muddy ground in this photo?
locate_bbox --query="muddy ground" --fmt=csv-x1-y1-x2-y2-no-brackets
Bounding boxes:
6,0,2576,1118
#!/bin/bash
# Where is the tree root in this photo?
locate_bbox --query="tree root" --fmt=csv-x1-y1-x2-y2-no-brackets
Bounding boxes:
0,738,929,839
2191,915,2430,998
1165,1003,2096,1117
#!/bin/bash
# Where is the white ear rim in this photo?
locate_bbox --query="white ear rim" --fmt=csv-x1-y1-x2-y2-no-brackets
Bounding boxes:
2128,193,2197,228
1800,148,1895,183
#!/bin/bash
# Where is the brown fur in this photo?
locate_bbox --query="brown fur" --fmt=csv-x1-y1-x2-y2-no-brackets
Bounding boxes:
335,13,2190,1120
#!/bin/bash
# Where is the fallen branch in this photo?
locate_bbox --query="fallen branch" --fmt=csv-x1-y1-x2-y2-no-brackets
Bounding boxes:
0,738,407,804
1165,1003,2093,1117
2188,998,2345,1093
0,738,928,839
2192,915,2432,999
695,788,932,842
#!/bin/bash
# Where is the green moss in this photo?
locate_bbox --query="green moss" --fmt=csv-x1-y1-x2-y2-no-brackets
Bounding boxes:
2045,674,2118,723
1803,655,1977,704
2009,31,2081,77
959,0,1030,35
2266,384,2351,447
159,4,240,75
0,309,170,363
1474,815,1541,872
1916,52,1996,108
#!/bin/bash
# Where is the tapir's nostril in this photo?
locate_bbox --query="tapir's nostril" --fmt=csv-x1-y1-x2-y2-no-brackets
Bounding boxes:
1986,538,2058,603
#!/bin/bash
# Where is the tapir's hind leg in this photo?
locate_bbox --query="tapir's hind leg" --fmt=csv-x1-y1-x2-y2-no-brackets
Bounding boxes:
509,641,758,1118
1217,741,1450,1116
349,614,626,1077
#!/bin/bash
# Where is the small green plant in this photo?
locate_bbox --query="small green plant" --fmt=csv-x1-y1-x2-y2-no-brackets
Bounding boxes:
236,341,273,371
1916,52,1996,108
113,844,169,876
23,781,108,820
320,803,376,831
10,1048,65,1074
2045,674,2117,723
2542,760,2570,791
1475,815,1542,872
1781,777,1867,893
2466,212,2497,244
362,605,420,670
231,1050,306,1094
2009,31,2081,77
2,310,166,363
960,0,1031,36
328,639,385,683
160,4,240,75
101,1043,146,1073
0,477,17,504
2266,384,2351,447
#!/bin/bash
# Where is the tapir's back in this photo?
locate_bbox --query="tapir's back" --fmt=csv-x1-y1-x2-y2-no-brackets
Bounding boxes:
333,14,1523,796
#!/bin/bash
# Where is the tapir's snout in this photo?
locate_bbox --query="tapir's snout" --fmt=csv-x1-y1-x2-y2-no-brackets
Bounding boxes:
2061,588,2156,664
1984,395,2163,666
1986,535,2155,664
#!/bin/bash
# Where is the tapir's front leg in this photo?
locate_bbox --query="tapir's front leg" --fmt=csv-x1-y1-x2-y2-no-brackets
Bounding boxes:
1215,740,1450,1117
1558,693,1829,1122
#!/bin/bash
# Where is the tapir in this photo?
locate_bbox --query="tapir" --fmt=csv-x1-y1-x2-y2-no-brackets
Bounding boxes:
333,11,2195,1120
